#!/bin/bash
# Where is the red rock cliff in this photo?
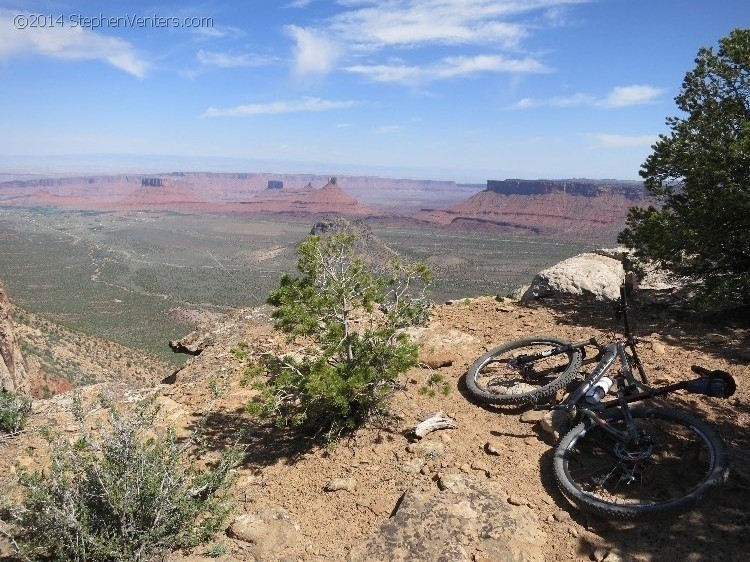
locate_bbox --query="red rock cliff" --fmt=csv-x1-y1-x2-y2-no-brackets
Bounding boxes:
0,281,29,395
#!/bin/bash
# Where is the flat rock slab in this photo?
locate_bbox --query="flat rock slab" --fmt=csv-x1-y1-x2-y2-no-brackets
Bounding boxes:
348,474,545,562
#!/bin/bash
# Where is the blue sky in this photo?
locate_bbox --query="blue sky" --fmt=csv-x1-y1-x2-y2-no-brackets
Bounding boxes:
0,1,747,181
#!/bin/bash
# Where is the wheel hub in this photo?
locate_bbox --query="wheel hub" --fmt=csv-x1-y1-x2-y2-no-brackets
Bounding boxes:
612,433,653,481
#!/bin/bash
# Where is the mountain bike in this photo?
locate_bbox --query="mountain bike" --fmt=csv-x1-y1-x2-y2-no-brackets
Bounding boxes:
463,284,736,519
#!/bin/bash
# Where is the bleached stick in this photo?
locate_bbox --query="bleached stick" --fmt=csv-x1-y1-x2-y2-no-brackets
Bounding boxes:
412,411,457,439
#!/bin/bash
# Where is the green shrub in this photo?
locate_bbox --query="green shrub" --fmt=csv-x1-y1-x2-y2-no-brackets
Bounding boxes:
0,389,31,433
246,232,432,441
230,341,249,361
4,394,240,562
419,373,451,397
203,541,228,557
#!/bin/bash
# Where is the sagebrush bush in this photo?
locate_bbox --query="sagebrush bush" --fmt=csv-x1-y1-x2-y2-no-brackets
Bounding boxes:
245,232,432,440
4,394,240,562
0,389,31,433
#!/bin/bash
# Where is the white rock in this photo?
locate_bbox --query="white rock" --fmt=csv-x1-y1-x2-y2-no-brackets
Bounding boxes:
522,253,625,302
540,410,568,440
324,477,357,492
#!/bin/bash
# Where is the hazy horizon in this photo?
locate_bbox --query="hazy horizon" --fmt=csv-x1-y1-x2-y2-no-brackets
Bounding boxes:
0,153,644,184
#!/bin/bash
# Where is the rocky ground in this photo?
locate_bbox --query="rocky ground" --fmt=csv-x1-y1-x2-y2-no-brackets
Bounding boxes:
1,290,748,561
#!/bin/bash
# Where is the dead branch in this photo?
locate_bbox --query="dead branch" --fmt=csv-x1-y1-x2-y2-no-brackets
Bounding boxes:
412,411,457,439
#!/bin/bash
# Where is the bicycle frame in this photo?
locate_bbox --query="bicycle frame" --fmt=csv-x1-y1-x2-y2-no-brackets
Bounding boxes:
524,283,735,444
541,341,639,444
551,338,735,445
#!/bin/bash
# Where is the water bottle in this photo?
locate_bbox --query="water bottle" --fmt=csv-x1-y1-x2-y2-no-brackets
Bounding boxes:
585,376,613,403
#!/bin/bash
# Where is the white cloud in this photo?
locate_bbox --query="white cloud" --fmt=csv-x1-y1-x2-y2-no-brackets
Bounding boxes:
589,133,658,148
329,0,585,49
0,10,148,77
512,85,663,109
202,97,359,117
348,53,548,84
373,125,402,134
282,1,590,82
197,50,275,68
434,54,548,78
191,25,245,40
346,63,422,83
510,92,595,109
598,85,664,108
285,24,342,78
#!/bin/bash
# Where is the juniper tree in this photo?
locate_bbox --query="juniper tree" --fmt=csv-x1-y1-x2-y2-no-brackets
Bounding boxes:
619,28,750,306
246,232,431,440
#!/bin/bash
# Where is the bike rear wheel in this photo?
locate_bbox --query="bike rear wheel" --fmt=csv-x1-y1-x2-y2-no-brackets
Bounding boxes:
464,337,582,405
553,407,728,519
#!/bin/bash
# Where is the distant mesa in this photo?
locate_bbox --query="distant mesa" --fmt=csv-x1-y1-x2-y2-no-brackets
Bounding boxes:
414,178,651,240
0,172,650,242
236,177,376,217
487,179,646,201
118,178,206,207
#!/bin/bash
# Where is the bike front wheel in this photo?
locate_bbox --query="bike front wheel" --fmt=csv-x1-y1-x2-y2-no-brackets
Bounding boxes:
464,337,582,405
553,407,728,520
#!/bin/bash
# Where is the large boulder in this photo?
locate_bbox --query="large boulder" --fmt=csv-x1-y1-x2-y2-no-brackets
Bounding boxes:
348,474,545,562
521,253,625,302
0,281,29,395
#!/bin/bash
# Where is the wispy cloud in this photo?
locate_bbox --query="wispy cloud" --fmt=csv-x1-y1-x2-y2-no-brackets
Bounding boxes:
284,1,590,82
589,133,658,148
598,85,664,108
511,84,664,109
191,25,245,40
373,125,402,134
197,50,276,68
329,0,585,50
348,54,549,84
0,9,148,77
202,97,359,118
512,93,595,109
285,24,342,78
